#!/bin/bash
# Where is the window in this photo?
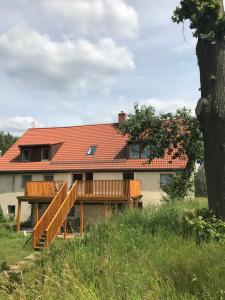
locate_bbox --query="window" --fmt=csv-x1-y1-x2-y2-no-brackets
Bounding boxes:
73,174,83,182
129,144,139,158
41,148,50,161
44,174,54,181
21,149,30,161
7,205,15,216
123,172,134,180
129,143,151,159
140,145,150,158
87,146,97,155
160,174,172,188
22,174,32,188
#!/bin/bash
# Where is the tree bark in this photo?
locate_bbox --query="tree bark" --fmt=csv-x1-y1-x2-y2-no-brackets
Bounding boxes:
196,26,225,217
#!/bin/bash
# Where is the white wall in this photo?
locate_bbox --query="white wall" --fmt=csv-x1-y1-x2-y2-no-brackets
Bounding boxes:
134,172,175,205
0,173,71,222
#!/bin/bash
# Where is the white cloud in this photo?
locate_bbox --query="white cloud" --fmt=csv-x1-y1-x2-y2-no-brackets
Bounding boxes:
139,98,194,114
0,116,43,135
0,25,135,91
40,0,138,39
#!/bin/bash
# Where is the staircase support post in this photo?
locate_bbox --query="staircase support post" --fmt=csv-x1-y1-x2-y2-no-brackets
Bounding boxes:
35,202,39,226
16,200,21,232
64,219,67,239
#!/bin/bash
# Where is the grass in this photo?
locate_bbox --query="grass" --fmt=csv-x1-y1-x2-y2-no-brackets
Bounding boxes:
2,198,225,299
0,227,32,268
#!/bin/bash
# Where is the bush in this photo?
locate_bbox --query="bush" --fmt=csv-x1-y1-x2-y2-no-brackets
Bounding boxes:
182,208,225,244
0,205,4,223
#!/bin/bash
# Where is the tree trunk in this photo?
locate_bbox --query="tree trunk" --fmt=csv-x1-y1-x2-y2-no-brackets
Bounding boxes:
196,33,225,217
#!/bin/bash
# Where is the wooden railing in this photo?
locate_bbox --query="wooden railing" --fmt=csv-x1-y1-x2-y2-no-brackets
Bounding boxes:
77,180,129,198
77,180,141,198
45,181,78,248
129,180,141,198
32,182,67,248
25,181,64,197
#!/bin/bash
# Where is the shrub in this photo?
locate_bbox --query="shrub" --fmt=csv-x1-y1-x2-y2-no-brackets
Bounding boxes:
182,208,225,244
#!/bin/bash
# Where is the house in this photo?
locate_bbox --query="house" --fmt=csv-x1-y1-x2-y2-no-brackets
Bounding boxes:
0,112,186,232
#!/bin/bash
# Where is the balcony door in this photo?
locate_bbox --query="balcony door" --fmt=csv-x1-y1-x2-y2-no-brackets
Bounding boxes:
85,172,93,194
123,172,134,196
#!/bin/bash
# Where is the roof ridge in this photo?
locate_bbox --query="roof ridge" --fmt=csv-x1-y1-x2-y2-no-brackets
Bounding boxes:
28,122,118,131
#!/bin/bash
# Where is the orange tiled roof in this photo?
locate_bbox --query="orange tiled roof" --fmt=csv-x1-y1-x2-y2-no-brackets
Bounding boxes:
0,123,187,172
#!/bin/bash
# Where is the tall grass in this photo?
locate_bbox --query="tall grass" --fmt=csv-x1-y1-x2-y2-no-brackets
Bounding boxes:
2,199,225,300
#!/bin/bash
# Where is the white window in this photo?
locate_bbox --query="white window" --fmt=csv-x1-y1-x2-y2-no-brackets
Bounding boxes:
41,148,50,161
21,149,30,161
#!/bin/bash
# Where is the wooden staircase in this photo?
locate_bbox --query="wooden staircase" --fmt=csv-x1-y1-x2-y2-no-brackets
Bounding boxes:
33,181,78,250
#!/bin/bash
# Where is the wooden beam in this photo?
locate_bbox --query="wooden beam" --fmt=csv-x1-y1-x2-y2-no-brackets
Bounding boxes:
16,200,21,232
34,202,39,226
80,203,84,237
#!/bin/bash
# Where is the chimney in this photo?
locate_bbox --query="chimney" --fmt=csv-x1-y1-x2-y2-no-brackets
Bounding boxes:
118,111,127,124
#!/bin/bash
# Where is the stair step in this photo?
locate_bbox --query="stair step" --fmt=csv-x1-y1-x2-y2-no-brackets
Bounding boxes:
34,246,44,251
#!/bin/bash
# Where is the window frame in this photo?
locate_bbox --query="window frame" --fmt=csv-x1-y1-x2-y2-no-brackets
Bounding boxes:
7,205,16,216
129,143,140,159
41,148,50,161
21,174,32,188
21,148,30,162
160,174,173,189
129,143,150,159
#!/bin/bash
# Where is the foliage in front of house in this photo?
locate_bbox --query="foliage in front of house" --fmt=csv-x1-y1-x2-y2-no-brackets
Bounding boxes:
119,104,203,201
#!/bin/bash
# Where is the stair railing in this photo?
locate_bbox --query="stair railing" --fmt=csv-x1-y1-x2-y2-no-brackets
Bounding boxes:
32,181,67,248
45,181,78,248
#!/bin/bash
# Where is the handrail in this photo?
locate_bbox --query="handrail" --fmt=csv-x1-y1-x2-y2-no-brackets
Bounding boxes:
32,181,67,248
45,181,78,248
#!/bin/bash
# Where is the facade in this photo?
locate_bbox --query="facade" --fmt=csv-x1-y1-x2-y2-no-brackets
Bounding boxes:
0,112,186,223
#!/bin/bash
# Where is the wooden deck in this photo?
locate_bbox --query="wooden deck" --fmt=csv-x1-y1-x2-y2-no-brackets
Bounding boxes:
17,180,142,248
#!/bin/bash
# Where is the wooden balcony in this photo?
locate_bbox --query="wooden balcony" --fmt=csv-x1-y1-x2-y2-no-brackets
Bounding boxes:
18,180,141,203
76,180,141,203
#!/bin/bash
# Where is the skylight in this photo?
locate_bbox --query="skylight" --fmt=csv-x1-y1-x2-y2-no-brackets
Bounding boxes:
87,146,97,155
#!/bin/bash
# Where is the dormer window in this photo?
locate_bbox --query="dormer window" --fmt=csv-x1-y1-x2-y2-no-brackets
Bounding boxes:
87,146,97,155
41,148,50,161
21,149,30,161
129,143,150,159
130,144,139,159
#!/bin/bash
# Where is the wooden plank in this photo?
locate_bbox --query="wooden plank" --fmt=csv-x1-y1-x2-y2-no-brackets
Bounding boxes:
34,202,39,226
16,200,21,232
80,202,84,237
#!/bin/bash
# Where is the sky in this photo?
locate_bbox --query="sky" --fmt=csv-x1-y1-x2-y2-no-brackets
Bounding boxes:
0,0,200,135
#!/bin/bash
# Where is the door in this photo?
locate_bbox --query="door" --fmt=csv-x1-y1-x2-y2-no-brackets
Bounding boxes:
123,172,134,196
85,172,93,194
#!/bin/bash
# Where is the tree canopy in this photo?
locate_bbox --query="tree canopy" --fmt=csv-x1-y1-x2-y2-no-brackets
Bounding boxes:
119,104,203,200
172,0,225,41
0,131,18,156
